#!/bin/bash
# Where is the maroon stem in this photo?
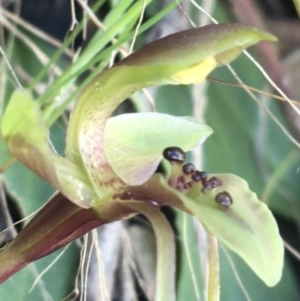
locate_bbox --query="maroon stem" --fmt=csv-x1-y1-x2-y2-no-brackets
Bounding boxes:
0,192,133,283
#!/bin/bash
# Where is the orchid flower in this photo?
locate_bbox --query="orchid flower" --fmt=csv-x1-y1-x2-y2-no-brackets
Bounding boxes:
0,24,283,299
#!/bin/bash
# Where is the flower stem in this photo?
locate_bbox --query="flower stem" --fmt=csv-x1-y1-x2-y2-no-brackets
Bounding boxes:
183,213,202,300
0,193,134,284
207,234,220,301
124,201,176,301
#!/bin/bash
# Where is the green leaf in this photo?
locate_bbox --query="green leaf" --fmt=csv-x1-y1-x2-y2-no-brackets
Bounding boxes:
182,173,284,287
104,112,212,185
0,245,80,301
219,246,299,301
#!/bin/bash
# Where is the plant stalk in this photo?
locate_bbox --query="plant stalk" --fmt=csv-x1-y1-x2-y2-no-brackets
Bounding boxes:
0,193,134,284
124,201,176,301
207,234,220,301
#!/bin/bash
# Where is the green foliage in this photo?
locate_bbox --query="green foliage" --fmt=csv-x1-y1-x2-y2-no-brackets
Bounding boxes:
0,245,80,301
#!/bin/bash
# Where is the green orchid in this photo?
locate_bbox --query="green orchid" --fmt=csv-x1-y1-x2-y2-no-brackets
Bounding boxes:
0,23,283,299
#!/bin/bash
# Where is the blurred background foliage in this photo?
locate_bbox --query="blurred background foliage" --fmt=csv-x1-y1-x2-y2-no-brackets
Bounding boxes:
0,0,300,300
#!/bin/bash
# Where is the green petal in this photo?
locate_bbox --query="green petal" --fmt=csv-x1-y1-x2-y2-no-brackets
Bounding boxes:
66,24,275,201
183,173,284,287
104,112,212,185
1,89,95,208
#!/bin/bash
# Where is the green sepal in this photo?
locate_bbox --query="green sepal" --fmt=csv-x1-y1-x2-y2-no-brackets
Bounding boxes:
1,89,60,186
1,90,95,208
116,23,277,68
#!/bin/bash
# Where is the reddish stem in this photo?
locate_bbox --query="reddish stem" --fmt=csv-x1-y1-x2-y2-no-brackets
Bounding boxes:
0,192,133,283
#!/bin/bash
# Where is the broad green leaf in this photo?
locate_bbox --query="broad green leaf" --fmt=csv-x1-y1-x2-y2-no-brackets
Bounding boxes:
219,246,299,301
3,161,55,216
175,211,205,301
0,245,80,301
182,173,284,287
155,85,193,116
104,112,212,185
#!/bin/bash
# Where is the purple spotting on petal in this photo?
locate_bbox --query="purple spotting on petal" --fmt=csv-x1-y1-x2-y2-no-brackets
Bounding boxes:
201,176,222,193
162,146,232,208
192,170,207,183
183,181,194,190
182,163,196,175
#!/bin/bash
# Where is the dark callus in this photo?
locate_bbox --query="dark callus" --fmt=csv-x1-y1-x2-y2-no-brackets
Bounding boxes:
215,191,233,207
163,147,186,163
182,163,195,174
